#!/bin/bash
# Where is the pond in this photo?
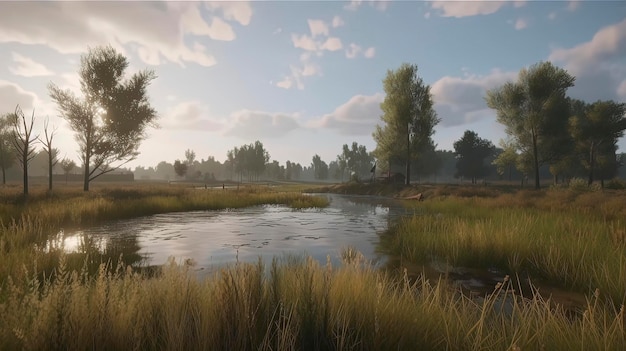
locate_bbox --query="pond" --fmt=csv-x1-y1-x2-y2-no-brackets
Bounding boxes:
53,194,414,278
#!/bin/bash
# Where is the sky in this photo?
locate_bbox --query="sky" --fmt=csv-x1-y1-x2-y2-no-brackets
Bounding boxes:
1,0,625,169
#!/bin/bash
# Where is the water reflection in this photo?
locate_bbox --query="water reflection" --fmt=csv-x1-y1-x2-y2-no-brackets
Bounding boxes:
56,194,412,278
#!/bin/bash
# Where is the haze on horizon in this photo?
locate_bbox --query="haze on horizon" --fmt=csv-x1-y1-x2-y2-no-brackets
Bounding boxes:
1,0,625,169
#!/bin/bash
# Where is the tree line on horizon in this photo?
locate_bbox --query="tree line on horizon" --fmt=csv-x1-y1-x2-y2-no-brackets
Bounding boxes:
2,45,625,194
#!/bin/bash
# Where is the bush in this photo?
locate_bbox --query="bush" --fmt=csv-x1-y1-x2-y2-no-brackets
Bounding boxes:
568,177,601,192
604,178,626,190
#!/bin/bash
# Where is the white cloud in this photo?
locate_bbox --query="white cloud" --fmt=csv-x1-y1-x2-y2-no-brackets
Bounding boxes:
514,18,528,30
430,69,518,127
308,19,329,38
0,2,227,67
273,27,283,35
9,52,55,77
321,37,343,51
291,34,319,51
364,47,376,58
346,43,362,59
424,12,431,19
162,101,224,132
205,1,253,26
308,93,385,135
567,1,581,12
344,0,390,12
0,80,41,114
222,110,301,139
548,12,557,20
430,0,520,18
548,19,626,75
332,16,345,28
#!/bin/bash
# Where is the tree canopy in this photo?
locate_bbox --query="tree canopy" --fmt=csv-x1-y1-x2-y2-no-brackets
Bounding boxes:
486,61,575,189
48,45,158,191
453,130,495,184
373,63,439,185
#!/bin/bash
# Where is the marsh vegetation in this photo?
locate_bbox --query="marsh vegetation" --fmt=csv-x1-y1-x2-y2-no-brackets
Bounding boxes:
1,183,626,350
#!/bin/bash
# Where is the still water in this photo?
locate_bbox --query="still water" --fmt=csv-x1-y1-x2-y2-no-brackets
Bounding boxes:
57,194,413,277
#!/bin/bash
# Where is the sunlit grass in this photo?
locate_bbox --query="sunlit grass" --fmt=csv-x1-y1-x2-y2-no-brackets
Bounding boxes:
385,189,626,305
1,255,624,350
0,183,329,283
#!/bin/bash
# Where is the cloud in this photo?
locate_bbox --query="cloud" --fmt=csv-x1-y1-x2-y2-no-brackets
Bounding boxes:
345,44,375,59
161,101,224,131
424,12,431,19
308,93,385,135
430,0,523,18
332,16,345,28
0,2,232,67
430,69,518,127
548,12,557,20
9,52,55,77
308,19,329,38
291,34,319,51
344,0,391,12
567,1,581,12
548,18,626,101
223,110,301,139
0,80,40,114
205,1,253,26
273,27,283,35
514,18,528,30
321,37,343,51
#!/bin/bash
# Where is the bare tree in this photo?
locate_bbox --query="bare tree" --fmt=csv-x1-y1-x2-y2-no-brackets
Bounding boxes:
10,105,39,196
39,117,59,191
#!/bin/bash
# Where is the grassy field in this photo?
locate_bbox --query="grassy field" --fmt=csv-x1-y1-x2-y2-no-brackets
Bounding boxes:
1,181,626,350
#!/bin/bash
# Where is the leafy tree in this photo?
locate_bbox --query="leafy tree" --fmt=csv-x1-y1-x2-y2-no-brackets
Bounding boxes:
48,45,158,191
60,158,77,184
412,140,441,182
185,149,196,166
492,139,518,182
453,130,495,184
227,141,270,182
373,63,439,185
10,105,38,195
486,61,575,189
173,160,188,178
311,154,329,180
569,99,626,185
0,114,16,185
336,147,348,182
39,117,59,191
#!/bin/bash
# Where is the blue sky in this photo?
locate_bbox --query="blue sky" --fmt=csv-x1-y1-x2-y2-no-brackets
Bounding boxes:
1,0,625,169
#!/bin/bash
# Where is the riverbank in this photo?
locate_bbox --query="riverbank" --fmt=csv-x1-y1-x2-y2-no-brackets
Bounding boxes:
2,182,626,349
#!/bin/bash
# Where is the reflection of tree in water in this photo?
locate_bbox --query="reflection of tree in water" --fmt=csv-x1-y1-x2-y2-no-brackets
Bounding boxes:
65,232,151,277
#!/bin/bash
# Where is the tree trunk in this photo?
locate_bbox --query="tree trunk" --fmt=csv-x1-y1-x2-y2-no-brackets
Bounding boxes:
588,142,595,186
405,127,411,186
532,131,540,190
22,152,28,195
48,153,53,191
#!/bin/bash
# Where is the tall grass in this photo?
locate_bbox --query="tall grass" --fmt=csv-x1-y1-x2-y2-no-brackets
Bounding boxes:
1,255,624,350
0,184,328,283
386,189,626,305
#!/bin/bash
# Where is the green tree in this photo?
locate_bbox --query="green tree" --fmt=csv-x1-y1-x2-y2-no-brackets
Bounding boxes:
492,139,518,182
311,154,329,180
413,140,442,182
9,105,38,195
0,114,16,185
48,45,158,191
173,160,188,178
453,130,495,184
373,63,439,185
569,99,626,185
486,61,575,189
60,158,77,184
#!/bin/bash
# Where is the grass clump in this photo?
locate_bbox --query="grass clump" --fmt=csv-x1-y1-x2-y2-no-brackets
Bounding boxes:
1,255,625,350
386,190,626,305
